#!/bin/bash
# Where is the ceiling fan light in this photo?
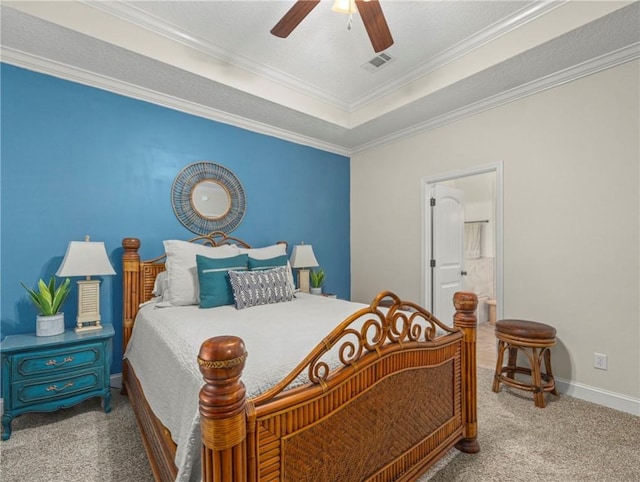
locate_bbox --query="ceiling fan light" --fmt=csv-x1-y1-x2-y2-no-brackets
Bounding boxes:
332,0,357,14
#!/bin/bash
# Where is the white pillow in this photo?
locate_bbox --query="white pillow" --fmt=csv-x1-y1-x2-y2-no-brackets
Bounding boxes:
152,271,169,298
237,243,287,259
163,240,240,306
237,243,296,292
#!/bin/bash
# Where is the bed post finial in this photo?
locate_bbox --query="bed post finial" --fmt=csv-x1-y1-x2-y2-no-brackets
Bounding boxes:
198,336,249,482
453,291,480,454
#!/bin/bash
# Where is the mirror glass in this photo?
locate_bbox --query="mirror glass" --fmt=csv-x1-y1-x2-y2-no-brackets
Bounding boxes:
172,162,246,235
191,181,231,219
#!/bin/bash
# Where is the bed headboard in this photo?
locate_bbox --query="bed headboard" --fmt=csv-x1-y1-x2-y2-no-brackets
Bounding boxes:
121,232,254,353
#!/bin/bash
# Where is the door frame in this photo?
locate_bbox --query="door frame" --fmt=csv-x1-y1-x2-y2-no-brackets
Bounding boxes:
421,162,504,322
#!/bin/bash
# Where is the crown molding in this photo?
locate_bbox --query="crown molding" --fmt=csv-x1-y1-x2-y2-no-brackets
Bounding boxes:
3,40,637,157
350,1,566,110
351,43,640,154
0,47,350,157
82,0,564,113
82,0,351,110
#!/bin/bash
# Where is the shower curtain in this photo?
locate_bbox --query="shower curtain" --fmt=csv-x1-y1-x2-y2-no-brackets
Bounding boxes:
464,223,482,259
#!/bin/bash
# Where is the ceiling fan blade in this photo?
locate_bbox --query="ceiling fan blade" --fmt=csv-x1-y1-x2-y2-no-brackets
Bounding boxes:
355,0,394,53
271,0,321,38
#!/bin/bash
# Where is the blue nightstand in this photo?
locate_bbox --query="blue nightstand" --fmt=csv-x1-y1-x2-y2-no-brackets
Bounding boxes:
1,324,114,440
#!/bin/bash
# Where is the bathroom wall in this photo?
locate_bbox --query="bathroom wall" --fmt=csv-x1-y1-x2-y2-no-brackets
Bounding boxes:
455,172,496,322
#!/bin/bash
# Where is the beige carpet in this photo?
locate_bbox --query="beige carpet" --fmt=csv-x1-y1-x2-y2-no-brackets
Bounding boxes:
420,370,640,481
0,390,154,482
1,369,639,481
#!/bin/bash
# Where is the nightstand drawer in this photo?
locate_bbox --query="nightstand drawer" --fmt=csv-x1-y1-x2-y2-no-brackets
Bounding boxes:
1,324,114,440
12,369,103,408
11,342,104,378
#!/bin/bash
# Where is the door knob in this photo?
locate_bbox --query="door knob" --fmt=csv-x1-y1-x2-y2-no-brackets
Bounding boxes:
461,270,468,276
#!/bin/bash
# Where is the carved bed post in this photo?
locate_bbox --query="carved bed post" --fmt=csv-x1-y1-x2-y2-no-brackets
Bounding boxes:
121,237,141,394
198,336,249,482
122,238,142,351
453,291,480,453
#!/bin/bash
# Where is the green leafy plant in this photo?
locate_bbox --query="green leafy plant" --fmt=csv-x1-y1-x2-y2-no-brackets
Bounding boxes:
21,276,71,316
309,269,326,289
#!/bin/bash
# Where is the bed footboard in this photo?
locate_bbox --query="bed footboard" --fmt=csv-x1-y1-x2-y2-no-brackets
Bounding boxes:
198,292,479,482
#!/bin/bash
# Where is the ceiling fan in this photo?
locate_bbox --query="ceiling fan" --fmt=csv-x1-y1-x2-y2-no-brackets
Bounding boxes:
270,0,394,53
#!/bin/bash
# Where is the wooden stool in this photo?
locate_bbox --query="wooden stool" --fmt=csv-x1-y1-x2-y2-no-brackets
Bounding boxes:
492,319,558,408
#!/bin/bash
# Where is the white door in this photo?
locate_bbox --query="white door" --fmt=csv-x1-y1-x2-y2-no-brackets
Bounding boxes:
431,184,464,325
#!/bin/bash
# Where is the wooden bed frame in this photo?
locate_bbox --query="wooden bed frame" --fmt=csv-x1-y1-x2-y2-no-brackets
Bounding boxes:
121,232,479,482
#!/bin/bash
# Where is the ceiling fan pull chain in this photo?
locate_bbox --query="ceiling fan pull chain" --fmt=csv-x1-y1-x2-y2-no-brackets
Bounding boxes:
347,13,353,30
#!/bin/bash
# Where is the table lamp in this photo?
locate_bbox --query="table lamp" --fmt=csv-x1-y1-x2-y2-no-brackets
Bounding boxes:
289,243,319,293
56,236,116,333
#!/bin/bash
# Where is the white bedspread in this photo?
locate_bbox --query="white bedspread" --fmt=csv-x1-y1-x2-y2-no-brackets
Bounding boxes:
124,293,371,482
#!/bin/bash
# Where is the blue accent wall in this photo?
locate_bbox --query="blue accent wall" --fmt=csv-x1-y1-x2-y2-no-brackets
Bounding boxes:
0,64,350,374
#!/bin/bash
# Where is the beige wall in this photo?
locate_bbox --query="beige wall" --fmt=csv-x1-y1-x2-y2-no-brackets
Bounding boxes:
351,60,639,400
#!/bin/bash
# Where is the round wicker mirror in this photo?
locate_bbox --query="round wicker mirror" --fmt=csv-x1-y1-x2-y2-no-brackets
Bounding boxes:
171,162,246,234
191,180,230,219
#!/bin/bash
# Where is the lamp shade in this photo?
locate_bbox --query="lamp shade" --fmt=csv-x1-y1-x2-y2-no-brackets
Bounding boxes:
289,244,319,269
56,240,116,277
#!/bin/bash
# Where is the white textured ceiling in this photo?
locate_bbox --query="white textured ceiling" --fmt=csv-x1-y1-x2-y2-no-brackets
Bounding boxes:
1,1,639,155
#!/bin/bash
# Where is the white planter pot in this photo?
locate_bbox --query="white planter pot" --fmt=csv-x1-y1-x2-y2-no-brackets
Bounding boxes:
36,313,65,337
310,287,322,295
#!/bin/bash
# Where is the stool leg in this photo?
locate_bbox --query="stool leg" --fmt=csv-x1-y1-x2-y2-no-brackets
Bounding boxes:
492,340,506,393
543,348,558,396
530,347,546,408
506,346,518,379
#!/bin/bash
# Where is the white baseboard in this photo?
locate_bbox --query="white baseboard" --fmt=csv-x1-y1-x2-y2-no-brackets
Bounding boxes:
555,377,640,416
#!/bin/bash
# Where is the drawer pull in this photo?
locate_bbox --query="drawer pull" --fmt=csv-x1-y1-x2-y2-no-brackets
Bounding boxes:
45,382,74,392
45,356,74,367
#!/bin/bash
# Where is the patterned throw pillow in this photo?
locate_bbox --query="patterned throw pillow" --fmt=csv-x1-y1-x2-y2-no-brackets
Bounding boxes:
238,244,296,293
228,266,294,310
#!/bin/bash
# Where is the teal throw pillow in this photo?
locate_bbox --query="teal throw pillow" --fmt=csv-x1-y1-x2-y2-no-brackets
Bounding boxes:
196,254,249,308
248,255,288,271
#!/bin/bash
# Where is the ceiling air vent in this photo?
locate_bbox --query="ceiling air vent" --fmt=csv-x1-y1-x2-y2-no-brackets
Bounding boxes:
361,53,394,73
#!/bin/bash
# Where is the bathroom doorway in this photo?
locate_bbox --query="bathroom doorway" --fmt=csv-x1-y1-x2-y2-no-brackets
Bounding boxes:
421,163,503,366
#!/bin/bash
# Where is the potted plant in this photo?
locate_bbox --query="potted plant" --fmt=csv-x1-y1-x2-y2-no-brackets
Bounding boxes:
309,268,325,295
21,276,71,336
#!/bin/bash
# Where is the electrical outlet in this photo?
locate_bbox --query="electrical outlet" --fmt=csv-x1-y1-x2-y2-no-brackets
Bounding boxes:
594,353,608,370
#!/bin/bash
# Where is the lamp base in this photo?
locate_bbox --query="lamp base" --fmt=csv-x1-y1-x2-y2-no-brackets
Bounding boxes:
297,269,311,293
75,279,103,333
75,321,103,333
